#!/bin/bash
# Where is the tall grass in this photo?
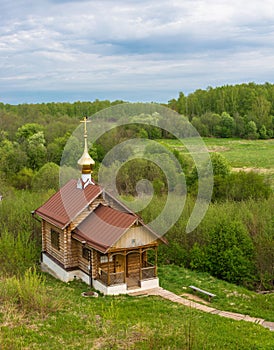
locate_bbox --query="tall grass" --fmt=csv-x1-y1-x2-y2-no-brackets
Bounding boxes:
0,189,51,241
0,230,39,276
0,267,62,316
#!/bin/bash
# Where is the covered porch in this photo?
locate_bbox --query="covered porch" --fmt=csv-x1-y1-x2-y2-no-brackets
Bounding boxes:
96,245,158,289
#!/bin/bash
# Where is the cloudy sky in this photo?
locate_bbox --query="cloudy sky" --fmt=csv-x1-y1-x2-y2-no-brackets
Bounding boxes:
1,0,274,104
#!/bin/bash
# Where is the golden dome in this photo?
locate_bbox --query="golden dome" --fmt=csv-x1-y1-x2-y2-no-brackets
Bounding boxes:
77,146,95,167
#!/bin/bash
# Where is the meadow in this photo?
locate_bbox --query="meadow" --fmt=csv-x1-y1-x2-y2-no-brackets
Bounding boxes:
1,266,274,350
159,137,274,188
160,137,274,169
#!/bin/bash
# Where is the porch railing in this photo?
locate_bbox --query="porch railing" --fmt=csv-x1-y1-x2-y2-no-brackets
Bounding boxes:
99,269,124,286
98,263,156,286
141,265,156,279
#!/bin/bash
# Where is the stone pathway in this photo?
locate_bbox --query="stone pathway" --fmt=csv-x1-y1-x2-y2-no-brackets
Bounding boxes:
129,287,274,331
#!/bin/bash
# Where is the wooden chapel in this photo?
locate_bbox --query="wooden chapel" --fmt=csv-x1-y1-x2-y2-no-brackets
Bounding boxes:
33,118,164,295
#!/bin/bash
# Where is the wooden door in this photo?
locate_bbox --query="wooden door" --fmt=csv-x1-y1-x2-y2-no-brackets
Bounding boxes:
126,253,140,277
126,252,140,288
115,254,124,273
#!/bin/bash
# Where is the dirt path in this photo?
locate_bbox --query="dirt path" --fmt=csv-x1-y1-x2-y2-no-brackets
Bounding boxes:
129,287,274,331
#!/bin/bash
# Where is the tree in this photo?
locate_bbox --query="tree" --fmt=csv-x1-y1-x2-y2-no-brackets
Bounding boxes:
191,152,230,181
47,132,71,164
32,162,60,192
210,152,231,177
15,168,34,190
226,171,271,201
258,125,267,139
216,112,235,138
16,123,44,143
177,92,187,115
251,95,271,128
212,171,271,202
190,220,255,285
61,136,82,168
27,131,47,170
200,112,221,136
191,117,209,136
15,123,47,170
0,139,27,176
245,121,258,139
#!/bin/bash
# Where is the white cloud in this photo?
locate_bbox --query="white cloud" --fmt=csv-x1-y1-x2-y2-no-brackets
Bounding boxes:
1,0,274,103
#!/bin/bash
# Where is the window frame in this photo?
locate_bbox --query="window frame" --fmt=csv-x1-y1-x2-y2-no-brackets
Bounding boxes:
50,229,60,251
82,247,90,260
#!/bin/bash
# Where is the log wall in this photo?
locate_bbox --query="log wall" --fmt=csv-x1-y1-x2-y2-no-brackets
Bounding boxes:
43,222,65,265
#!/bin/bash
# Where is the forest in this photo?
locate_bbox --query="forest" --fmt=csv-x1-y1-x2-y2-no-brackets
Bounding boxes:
0,82,273,294
168,82,274,139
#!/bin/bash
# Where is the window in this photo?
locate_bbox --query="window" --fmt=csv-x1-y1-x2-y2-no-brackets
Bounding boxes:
82,247,90,260
51,229,60,250
100,255,112,263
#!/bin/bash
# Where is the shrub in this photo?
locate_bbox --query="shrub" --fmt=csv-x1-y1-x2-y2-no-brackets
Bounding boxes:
0,268,60,315
32,162,60,192
189,220,256,286
0,231,39,277
226,171,271,201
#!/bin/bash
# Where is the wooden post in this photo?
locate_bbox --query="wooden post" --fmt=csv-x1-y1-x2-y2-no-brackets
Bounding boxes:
139,248,142,281
123,251,126,283
107,253,110,286
88,249,92,287
155,246,158,277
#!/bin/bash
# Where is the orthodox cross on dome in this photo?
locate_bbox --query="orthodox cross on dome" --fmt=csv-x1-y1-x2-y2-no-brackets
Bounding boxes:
80,116,91,138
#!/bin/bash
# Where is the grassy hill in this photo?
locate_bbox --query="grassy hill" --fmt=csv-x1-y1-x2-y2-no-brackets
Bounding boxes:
1,266,273,349
158,265,274,322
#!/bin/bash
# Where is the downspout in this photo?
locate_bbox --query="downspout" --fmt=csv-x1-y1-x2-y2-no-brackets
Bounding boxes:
88,249,92,288
82,241,93,287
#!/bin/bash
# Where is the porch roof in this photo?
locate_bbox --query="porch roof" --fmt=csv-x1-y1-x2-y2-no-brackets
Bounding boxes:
35,179,102,229
73,204,138,253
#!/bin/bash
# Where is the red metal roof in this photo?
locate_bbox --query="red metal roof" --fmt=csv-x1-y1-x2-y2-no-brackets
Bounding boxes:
73,204,137,253
35,179,102,229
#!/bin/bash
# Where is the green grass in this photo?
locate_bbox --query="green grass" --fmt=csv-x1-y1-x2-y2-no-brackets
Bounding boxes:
158,265,274,322
1,270,273,349
203,138,274,169
160,138,274,169
159,137,274,187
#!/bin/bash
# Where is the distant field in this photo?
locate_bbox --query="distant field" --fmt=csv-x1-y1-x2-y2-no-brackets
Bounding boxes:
160,137,274,186
204,138,274,169
160,138,274,169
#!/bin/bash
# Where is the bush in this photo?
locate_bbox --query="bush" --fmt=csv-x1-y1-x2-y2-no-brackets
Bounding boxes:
32,162,60,192
0,268,60,315
213,171,272,201
158,241,187,266
189,220,256,286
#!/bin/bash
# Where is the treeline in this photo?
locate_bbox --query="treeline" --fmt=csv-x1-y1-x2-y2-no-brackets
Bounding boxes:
0,100,123,191
168,82,274,139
